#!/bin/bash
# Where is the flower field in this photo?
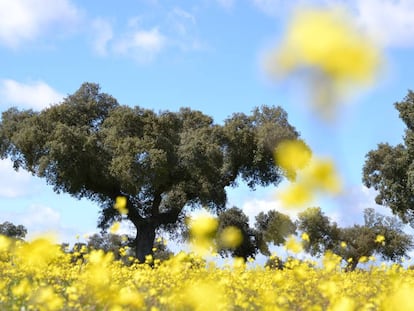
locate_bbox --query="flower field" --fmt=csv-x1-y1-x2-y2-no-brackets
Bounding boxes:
1,234,414,311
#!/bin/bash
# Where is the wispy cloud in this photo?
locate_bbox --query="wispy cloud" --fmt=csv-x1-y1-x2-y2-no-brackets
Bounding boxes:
216,0,236,9
0,79,64,110
0,159,37,198
89,7,205,63
352,0,414,48
251,0,290,17
252,0,414,49
0,0,80,48
91,18,114,56
113,26,166,63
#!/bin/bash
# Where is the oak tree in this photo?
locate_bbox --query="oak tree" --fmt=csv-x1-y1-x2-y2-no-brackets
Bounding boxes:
0,82,299,262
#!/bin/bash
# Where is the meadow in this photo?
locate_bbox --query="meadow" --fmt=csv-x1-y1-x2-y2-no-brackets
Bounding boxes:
1,233,414,311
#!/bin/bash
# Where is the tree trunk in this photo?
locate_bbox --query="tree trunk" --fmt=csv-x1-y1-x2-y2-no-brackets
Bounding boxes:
135,222,156,263
344,259,358,272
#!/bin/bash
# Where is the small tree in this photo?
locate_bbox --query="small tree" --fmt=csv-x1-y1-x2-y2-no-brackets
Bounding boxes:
0,221,27,240
216,207,262,261
255,209,297,253
297,207,413,271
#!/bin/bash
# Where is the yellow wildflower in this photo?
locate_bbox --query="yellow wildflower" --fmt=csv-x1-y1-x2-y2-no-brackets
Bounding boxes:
278,182,313,208
284,235,303,254
301,232,310,242
110,222,121,234
114,196,128,215
220,226,243,249
303,158,342,194
274,139,312,181
264,7,383,120
375,235,385,244
188,214,218,255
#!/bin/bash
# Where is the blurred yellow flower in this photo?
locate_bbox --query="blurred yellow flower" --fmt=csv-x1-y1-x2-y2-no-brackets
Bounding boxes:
264,7,383,120
114,196,128,215
189,215,218,238
340,241,347,248
301,232,310,242
284,235,303,254
303,158,342,194
110,222,121,234
278,182,313,208
0,235,11,252
375,235,385,244
188,215,218,255
220,226,243,249
274,139,312,181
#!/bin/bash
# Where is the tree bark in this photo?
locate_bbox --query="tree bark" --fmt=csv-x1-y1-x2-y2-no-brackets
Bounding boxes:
344,259,358,272
135,221,156,263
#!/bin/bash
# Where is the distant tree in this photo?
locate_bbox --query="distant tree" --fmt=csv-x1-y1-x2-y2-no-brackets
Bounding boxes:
363,90,414,226
215,208,296,261
297,207,413,271
216,207,263,261
87,232,129,259
296,207,340,256
0,82,299,262
0,221,27,240
254,209,297,254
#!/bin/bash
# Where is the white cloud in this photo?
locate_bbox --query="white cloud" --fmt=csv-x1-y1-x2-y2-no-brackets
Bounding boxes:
166,8,205,52
251,0,291,17
113,27,166,63
0,159,36,198
352,0,414,48
0,0,80,48
253,0,414,48
2,203,84,245
241,196,303,226
0,79,64,110
91,18,114,56
216,0,236,9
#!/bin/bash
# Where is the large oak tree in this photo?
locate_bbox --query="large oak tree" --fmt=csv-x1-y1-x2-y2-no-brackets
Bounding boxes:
363,91,414,226
0,82,299,262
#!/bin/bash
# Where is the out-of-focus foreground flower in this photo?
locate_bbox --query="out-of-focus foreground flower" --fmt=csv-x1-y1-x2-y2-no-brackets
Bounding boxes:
264,7,383,120
274,139,342,208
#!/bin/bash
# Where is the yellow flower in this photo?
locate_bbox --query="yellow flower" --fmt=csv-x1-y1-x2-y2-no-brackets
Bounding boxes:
110,222,121,234
375,235,385,244
340,241,347,248
301,232,310,242
274,139,312,181
278,182,313,208
189,215,218,238
114,196,128,215
264,8,383,120
303,158,342,194
188,215,218,255
284,235,303,254
220,226,243,249
359,256,368,263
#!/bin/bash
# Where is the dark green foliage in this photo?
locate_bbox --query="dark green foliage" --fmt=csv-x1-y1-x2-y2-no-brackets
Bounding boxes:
215,207,296,261
216,207,262,261
297,207,340,256
255,209,297,254
0,221,27,240
0,82,299,261
297,207,413,271
363,90,414,226
264,255,284,270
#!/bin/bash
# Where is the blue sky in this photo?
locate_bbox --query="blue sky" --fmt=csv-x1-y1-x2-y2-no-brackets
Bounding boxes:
1,0,414,247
